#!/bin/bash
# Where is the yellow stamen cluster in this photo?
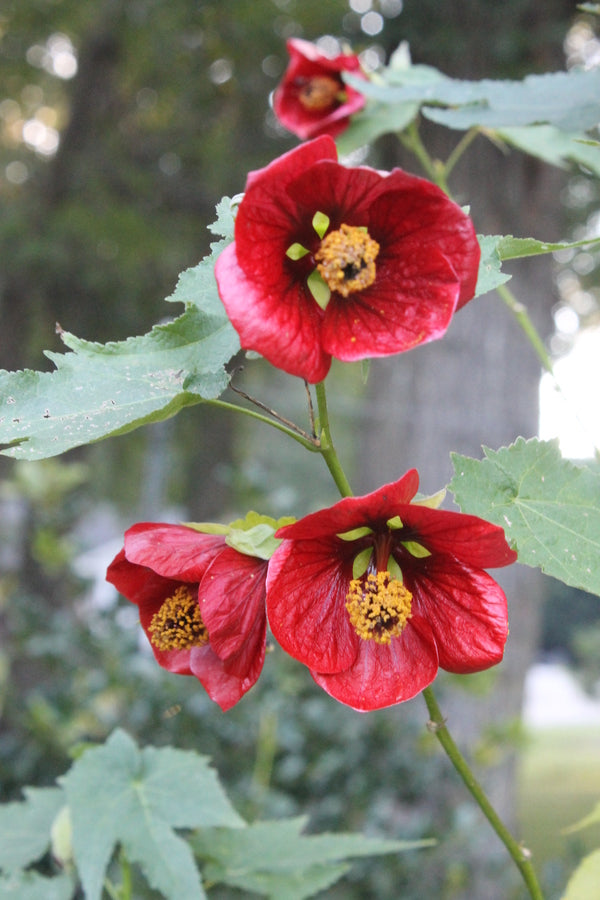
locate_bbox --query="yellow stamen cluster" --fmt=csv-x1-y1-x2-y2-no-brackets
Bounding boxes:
298,76,341,111
346,570,413,645
315,224,380,297
148,585,209,651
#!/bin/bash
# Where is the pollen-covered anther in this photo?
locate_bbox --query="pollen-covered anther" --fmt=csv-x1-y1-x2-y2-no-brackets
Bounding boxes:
298,75,342,111
315,224,379,297
148,585,209,651
345,570,412,644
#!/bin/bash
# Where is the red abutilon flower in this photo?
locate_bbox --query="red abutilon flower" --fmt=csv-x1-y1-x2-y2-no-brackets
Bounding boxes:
106,523,268,711
273,38,367,140
266,471,516,712
214,136,481,384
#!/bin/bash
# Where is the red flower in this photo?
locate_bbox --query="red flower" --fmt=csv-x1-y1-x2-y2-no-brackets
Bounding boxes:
266,471,516,711
106,523,268,711
215,136,480,383
273,38,366,139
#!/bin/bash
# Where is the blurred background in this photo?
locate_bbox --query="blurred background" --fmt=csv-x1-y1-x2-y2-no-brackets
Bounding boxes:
1,1,599,897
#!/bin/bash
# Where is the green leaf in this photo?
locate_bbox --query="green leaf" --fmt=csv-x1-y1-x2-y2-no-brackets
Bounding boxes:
474,234,512,298
449,438,600,596
0,303,239,461
207,196,237,241
497,234,600,260
347,67,600,133
63,729,244,900
194,817,432,900
422,69,600,132
496,126,600,176
0,787,65,873
0,871,75,900
562,850,600,900
336,100,419,156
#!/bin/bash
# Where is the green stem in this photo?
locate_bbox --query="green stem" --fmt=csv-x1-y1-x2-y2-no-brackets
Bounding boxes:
314,381,353,498
444,127,480,180
422,686,544,900
496,283,554,375
207,398,319,453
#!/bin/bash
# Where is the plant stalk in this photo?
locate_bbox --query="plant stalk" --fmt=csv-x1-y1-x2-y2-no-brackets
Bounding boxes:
422,686,544,900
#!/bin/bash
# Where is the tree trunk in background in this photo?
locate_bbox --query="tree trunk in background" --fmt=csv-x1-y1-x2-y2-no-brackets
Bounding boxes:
356,3,571,895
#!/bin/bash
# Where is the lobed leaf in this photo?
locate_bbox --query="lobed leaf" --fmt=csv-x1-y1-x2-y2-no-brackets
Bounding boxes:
63,729,244,900
496,126,600,177
450,437,600,596
0,787,65,873
194,816,433,899
0,871,75,900
0,301,239,461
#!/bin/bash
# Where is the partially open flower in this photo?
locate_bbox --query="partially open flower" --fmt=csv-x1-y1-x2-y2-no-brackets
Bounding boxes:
106,522,268,711
215,136,481,383
266,470,516,711
273,38,366,139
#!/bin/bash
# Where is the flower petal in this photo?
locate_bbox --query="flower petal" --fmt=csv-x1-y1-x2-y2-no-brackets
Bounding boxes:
122,523,226,581
199,546,268,659
215,243,331,383
275,471,420,541
398,505,517,569
267,538,359,673
188,637,265,711
407,558,508,673
311,612,439,711
321,246,459,359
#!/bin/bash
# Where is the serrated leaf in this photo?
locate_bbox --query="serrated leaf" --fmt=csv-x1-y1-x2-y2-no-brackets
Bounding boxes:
348,67,600,133
422,69,600,132
0,303,239,461
449,437,600,595
63,729,243,900
497,234,600,260
562,850,600,900
207,196,236,241
0,786,64,873
497,126,600,176
474,234,512,298
194,816,432,900
0,871,75,900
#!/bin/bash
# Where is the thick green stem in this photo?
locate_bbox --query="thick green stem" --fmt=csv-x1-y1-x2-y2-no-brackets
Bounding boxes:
422,686,544,900
314,380,354,498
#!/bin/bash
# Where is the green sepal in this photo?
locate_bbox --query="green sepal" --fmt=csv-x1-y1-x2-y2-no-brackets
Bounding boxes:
182,522,230,535
286,242,310,260
386,515,403,530
337,526,374,541
388,555,404,582
413,489,446,509
401,540,431,559
307,270,331,310
227,511,295,561
352,548,373,579
312,211,330,238
183,512,295,561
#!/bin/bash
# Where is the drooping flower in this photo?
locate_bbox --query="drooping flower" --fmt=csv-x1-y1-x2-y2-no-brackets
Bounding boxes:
266,471,516,711
273,38,367,139
215,136,480,383
106,521,270,711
